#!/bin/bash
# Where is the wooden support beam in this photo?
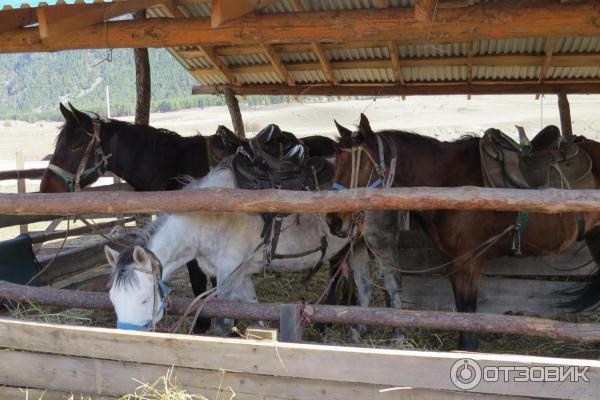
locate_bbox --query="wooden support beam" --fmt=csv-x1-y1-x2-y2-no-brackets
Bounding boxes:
387,40,405,85
35,0,161,40
262,44,295,86
193,81,600,97
4,1,600,53
133,10,151,126
198,46,240,85
558,92,573,138
223,87,245,138
415,0,436,21
289,0,306,12
158,0,187,18
0,8,36,34
372,0,390,8
311,42,337,84
539,38,557,83
211,0,279,28
2,186,600,216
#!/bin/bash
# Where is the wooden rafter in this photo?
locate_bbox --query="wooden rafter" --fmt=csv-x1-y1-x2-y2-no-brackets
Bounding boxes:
466,41,474,99
289,0,306,12
3,1,600,53
36,0,161,40
193,81,600,96
157,0,186,18
261,44,295,86
189,53,600,77
311,42,337,84
211,0,279,28
372,0,390,8
539,38,557,83
0,8,36,34
198,46,240,85
415,0,435,22
387,41,405,85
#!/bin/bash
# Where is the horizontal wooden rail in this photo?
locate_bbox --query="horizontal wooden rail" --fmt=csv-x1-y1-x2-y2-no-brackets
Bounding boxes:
1,187,600,216
0,168,46,181
1,281,600,343
29,217,134,244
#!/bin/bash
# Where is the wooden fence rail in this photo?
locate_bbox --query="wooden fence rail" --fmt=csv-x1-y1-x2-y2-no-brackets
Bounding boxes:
1,187,600,216
1,281,600,343
0,168,46,181
29,217,134,244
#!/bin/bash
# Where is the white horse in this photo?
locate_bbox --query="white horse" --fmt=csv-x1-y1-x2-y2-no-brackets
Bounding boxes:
105,163,363,333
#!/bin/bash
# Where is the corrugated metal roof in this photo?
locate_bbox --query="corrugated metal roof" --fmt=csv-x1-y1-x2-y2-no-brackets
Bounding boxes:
144,1,600,89
0,0,121,10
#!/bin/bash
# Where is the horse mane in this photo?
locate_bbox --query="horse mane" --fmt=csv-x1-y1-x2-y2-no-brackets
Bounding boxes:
336,129,480,148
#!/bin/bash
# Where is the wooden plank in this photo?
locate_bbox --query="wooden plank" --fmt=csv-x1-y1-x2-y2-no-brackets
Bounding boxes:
198,46,240,85
193,81,600,96
540,38,557,83
0,387,115,400
311,42,337,84
36,0,162,40
37,239,111,284
0,167,45,181
403,275,576,317
415,0,436,21
0,214,61,229
262,44,295,86
29,217,134,244
223,86,245,137
4,2,600,53
211,0,279,28
558,92,573,138
0,351,524,400
2,187,600,216
0,8,36,34
279,303,302,342
15,151,27,235
387,40,405,85
0,320,598,399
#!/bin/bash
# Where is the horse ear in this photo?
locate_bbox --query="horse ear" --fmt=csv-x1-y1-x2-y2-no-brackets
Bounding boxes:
358,113,373,135
133,246,151,270
334,120,352,138
104,245,120,270
68,103,91,126
59,103,76,124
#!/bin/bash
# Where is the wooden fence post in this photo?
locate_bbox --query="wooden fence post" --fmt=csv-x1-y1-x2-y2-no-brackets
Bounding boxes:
16,151,27,234
279,304,302,342
223,87,245,138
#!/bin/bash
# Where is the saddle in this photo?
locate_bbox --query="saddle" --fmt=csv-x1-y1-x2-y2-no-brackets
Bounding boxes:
231,124,333,192
480,126,594,190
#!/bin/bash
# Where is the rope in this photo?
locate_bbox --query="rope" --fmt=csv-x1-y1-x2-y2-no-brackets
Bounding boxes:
27,218,71,285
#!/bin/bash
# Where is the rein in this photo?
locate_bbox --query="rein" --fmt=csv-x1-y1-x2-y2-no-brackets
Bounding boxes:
47,120,112,192
116,247,172,331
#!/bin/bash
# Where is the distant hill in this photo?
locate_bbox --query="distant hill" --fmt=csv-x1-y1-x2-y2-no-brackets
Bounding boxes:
0,48,229,122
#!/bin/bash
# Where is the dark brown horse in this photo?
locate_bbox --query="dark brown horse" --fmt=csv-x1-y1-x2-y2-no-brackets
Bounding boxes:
327,114,600,350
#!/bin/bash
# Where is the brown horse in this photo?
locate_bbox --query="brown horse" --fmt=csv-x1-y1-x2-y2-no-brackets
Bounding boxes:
327,114,600,351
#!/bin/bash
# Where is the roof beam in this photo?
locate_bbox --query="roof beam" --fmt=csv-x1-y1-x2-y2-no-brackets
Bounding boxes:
311,42,337,84
415,0,435,22
157,0,187,18
289,0,306,12
35,0,161,40
198,45,240,85
387,41,405,85
262,44,295,86
0,8,36,34
193,81,600,96
211,0,279,28
539,38,557,83
2,1,600,53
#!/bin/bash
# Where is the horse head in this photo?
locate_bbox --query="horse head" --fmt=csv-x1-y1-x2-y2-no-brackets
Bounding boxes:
105,245,171,331
40,103,108,192
326,114,382,237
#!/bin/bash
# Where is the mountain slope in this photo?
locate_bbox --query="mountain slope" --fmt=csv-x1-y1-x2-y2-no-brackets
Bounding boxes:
0,48,226,121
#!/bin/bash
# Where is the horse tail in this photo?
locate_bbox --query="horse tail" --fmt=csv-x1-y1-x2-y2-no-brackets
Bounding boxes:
560,226,600,311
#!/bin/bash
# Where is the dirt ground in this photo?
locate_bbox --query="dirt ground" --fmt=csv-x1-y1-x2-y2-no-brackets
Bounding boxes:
3,95,600,359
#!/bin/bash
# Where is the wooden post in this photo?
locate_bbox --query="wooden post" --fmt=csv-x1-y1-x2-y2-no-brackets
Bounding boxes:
15,151,27,234
133,10,151,126
223,86,245,138
558,92,573,138
279,304,302,342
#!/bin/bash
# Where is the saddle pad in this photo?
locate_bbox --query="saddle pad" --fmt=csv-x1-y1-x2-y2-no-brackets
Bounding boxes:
0,234,41,286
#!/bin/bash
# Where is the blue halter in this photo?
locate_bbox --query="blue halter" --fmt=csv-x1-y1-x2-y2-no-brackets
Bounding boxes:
332,134,388,190
116,250,172,331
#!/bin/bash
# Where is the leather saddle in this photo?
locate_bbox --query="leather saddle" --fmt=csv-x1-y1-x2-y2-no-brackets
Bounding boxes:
480,125,594,189
231,124,333,191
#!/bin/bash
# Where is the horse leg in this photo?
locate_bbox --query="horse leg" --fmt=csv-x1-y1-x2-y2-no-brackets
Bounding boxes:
347,242,372,342
185,259,212,334
448,260,484,351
